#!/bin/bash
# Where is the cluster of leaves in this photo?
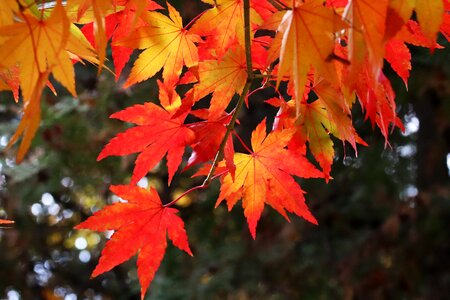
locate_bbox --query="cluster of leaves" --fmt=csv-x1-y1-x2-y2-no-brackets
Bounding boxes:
0,0,449,298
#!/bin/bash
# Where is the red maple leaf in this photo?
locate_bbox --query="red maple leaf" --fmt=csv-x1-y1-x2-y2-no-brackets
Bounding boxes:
97,102,195,185
185,112,235,171
76,185,192,300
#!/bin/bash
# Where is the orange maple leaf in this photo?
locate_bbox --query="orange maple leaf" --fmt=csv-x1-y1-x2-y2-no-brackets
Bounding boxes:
97,102,195,185
190,0,269,58
0,0,18,27
385,0,445,42
276,0,346,114
344,0,388,85
355,66,404,141
116,2,200,87
0,3,73,100
217,119,322,238
76,185,192,300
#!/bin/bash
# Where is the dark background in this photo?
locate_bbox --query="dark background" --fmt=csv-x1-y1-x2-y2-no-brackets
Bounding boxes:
0,2,449,299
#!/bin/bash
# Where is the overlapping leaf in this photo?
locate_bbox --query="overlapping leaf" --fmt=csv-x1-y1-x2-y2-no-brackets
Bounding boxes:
355,66,404,141
190,0,270,58
191,45,247,119
81,0,161,79
0,2,96,161
344,0,388,85
76,185,192,300
116,3,200,87
185,112,234,170
67,0,113,70
276,0,346,113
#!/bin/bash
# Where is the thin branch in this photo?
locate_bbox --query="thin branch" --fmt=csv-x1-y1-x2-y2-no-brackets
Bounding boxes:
201,81,250,186
244,0,254,81
267,0,288,11
201,0,254,186
253,74,276,79
165,0,255,205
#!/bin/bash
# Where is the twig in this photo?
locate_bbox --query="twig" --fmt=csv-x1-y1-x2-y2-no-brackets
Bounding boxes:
201,0,254,186
165,0,255,205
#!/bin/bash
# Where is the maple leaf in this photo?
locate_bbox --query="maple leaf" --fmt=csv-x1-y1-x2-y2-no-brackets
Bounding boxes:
81,0,162,80
116,3,200,87
67,0,113,70
0,2,98,162
97,102,195,185
355,65,403,141
384,38,411,86
313,80,367,150
0,0,18,27
440,0,450,41
415,0,445,41
396,20,443,49
192,45,247,119
268,82,366,180
76,184,192,300
344,0,388,84
217,119,322,238
0,3,72,100
379,20,442,88
184,112,235,173
0,66,19,101
0,3,79,161
190,0,269,58
276,0,346,114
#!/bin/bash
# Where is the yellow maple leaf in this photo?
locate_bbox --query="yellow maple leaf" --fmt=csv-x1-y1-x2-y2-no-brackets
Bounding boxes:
190,0,264,58
415,0,445,41
116,2,200,87
67,0,113,70
0,2,96,162
193,45,247,119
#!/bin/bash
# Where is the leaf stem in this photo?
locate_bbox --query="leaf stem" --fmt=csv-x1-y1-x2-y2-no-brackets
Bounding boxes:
184,9,207,29
163,169,229,207
233,131,253,154
163,185,204,208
